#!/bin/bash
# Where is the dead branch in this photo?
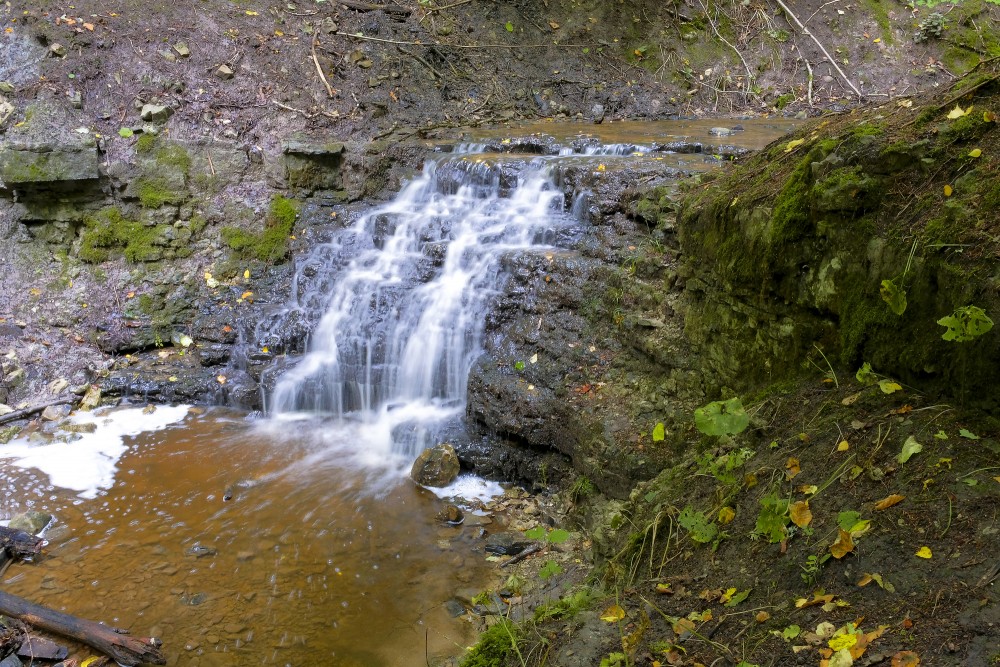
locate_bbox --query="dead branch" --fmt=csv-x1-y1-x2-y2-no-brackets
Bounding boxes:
339,0,411,15
0,590,165,666
500,542,543,568
697,0,755,101
424,0,478,12
397,47,443,80
0,399,75,427
312,36,337,97
334,31,593,49
772,0,863,100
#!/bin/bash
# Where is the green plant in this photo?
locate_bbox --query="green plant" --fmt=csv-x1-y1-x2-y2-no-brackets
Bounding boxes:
600,653,627,667
694,397,750,436
538,560,563,579
569,477,596,502
459,619,523,667
937,305,994,341
678,505,720,546
524,526,570,544
752,491,790,544
696,447,755,486
800,553,831,586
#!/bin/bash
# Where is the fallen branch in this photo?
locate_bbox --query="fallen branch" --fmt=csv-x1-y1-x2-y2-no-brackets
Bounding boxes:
772,0,863,100
697,0,755,101
0,590,165,666
312,36,337,98
500,542,542,568
339,0,411,15
397,46,443,80
424,0,478,12
0,399,75,427
334,31,594,49
271,100,340,119
0,526,45,561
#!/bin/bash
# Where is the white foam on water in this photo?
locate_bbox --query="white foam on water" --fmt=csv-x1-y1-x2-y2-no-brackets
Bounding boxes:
427,474,504,503
0,405,191,499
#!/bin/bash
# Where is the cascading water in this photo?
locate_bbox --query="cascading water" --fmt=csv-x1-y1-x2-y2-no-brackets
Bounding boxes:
264,155,577,466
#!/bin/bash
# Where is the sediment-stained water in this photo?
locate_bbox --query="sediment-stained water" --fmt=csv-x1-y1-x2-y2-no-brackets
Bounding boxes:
0,408,498,667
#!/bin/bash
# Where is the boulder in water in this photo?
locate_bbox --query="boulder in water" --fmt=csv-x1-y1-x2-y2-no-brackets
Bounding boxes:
411,443,460,487
9,511,52,535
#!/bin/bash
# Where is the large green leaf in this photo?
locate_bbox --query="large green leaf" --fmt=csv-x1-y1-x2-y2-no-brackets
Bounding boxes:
938,305,994,342
879,278,907,315
694,397,750,436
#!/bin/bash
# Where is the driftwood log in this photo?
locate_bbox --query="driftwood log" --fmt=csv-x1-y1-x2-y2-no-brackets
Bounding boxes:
0,591,165,666
0,526,45,561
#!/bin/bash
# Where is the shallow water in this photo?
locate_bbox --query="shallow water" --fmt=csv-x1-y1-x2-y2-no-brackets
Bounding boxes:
0,408,498,666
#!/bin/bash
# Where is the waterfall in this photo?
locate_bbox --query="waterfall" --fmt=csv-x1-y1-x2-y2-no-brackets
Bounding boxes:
265,155,575,460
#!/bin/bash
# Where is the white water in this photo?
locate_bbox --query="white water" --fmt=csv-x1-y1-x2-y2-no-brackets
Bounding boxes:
266,157,576,465
0,405,191,498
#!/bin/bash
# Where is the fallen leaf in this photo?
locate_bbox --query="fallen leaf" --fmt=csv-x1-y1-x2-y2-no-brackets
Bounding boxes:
829,633,858,651
655,582,672,594
879,379,902,394
796,593,835,608
891,650,920,667
756,611,771,623
548,20,560,29
217,375,227,385
959,428,979,440
837,440,850,452
830,529,855,559
915,546,932,559
841,392,862,406
797,484,818,494
874,494,905,511
969,148,982,158
946,105,969,119
718,506,735,524
944,184,953,197
790,500,812,528
672,617,696,635
786,457,801,480
857,573,874,587
785,138,806,152
600,604,626,622
985,110,997,122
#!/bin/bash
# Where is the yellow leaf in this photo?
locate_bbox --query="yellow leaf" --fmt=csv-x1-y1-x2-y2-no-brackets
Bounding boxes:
873,37,881,43
830,528,855,559
790,500,812,528
548,20,560,29
241,291,253,299
655,582,671,594
275,30,284,36
244,269,251,279
168,376,178,382
672,617,696,635
830,633,858,651
946,105,969,119
985,110,997,123
796,592,835,608
838,440,850,452
968,148,982,158
897,99,913,108
915,546,932,559
755,611,771,623
785,138,806,152
993,476,1000,484
596,164,606,172
797,484,818,495
786,457,801,480
262,346,269,353
720,587,737,603
600,604,626,622
943,184,953,197
874,493,905,510
82,658,103,667
245,9,259,15
857,573,874,587
718,506,735,524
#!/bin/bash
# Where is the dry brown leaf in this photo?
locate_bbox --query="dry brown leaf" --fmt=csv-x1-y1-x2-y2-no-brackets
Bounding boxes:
857,573,874,587
790,500,812,528
672,617,696,635
795,593,835,608
786,457,801,480
548,20,560,29
830,528,855,559
841,392,862,405
891,650,920,667
755,611,771,623
874,493,905,511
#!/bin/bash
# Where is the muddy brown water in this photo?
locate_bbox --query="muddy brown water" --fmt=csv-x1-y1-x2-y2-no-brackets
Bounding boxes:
0,409,497,666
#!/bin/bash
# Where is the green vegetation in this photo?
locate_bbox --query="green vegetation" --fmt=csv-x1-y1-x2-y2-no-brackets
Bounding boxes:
459,620,522,667
78,207,163,263
136,176,185,208
221,195,300,263
135,133,157,153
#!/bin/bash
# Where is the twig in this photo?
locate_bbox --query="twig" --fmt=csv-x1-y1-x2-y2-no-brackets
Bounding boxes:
424,0,477,11
804,57,814,108
500,543,542,568
312,36,336,97
0,399,76,427
206,153,216,176
334,31,593,49
468,93,492,114
772,0,863,100
271,100,339,119
338,0,411,15
397,46,443,80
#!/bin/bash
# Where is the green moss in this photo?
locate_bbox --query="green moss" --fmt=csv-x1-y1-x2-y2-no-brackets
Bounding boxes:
221,195,299,263
774,93,795,110
940,111,990,143
458,620,520,667
135,133,156,153
862,0,894,45
78,207,164,263
136,177,185,208
155,143,191,175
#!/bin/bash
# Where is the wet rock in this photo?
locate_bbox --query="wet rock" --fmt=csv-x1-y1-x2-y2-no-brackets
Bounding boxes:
78,384,101,410
0,324,23,339
40,404,71,421
708,126,735,137
8,511,52,535
444,599,466,617
0,404,11,416
484,532,532,556
0,426,21,444
0,141,100,186
186,545,218,558
411,443,460,487
47,378,69,394
283,140,345,192
436,504,464,525
59,421,97,434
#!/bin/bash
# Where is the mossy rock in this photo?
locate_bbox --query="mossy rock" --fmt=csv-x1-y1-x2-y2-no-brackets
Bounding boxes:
221,195,299,263
77,207,170,263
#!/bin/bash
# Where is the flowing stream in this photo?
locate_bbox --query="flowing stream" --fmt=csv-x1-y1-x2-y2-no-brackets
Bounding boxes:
0,119,799,666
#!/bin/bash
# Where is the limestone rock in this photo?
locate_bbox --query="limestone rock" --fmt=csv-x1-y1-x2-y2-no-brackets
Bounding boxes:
215,65,234,80
79,384,102,410
140,104,173,123
282,140,345,192
40,404,71,421
8,511,52,535
0,142,99,186
410,443,460,487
